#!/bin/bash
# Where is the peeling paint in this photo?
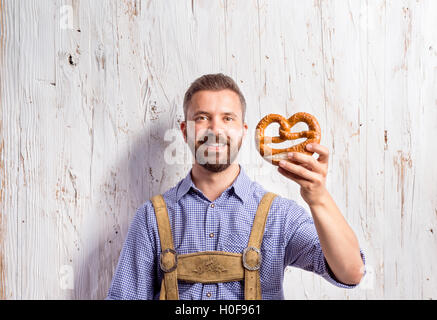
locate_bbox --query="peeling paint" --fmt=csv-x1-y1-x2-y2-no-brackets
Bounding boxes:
393,150,413,248
124,0,139,21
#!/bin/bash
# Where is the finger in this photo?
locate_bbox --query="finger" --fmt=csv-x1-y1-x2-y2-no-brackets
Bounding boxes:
287,152,323,174
306,143,329,164
277,167,310,186
278,159,319,182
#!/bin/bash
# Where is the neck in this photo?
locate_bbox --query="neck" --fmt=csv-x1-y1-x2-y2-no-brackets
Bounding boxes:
191,162,241,202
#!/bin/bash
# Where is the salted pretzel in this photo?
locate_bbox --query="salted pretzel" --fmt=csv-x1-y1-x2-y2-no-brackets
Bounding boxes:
255,112,321,166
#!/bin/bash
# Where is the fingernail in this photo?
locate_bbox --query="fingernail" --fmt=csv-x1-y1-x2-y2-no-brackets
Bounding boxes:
279,160,285,166
306,144,312,150
288,153,293,158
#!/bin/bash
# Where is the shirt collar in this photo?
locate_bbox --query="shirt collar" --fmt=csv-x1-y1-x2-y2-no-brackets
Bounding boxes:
176,164,252,204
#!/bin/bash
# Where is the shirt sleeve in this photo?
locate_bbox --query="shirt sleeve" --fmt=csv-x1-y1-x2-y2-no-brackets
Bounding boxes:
106,202,159,299
282,198,366,289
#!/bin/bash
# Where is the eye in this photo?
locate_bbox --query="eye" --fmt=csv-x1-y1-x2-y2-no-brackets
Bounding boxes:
195,115,208,121
224,116,234,121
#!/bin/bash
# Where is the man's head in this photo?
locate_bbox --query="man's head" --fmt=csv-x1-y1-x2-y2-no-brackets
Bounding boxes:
183,73,246,123
180,73,248,173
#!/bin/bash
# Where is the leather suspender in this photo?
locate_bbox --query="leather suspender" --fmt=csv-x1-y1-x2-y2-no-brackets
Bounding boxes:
151,195,179,300
151,192,277,300
244,191,276,299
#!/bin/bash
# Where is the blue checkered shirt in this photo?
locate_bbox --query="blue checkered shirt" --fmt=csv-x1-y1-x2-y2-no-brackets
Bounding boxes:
107,165,365,300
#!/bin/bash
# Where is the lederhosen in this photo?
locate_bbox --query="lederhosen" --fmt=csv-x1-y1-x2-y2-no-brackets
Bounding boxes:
150,192,277,300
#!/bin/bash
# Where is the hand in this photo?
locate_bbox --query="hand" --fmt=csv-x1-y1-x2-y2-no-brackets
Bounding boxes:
277,143,329,206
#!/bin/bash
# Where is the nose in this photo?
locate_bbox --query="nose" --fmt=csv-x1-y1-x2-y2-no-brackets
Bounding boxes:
208,116,225,137
203,117,228,144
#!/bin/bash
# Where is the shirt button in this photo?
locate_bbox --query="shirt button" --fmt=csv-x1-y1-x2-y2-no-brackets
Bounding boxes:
210,203,215,208
206,292,212,297
209,233,214,238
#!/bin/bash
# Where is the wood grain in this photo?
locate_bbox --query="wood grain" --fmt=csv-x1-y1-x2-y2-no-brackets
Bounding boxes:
0,0,436,299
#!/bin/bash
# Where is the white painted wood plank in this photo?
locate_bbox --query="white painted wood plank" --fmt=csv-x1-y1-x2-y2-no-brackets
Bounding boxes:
0,0,21,300
359,0,388,300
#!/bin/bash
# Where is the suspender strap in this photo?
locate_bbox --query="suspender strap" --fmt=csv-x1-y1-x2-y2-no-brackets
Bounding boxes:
151,191,277,300
151,194,179,300
244,192,277,300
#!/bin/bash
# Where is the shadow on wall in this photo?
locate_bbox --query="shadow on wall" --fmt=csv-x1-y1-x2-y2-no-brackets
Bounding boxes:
72,114,189,299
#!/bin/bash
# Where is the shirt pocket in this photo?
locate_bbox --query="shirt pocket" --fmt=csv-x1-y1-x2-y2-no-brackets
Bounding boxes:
221,230,274,254
260,232,275,252
222,231,250,253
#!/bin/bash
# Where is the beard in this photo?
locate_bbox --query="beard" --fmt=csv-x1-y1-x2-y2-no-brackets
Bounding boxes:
192,131,243,173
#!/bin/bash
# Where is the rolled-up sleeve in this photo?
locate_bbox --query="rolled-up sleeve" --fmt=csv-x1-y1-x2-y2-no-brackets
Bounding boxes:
106,202,158,299
282,199,366,289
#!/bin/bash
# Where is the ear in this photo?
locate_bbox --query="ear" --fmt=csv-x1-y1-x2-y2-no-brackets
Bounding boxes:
242,122,248,138
180,120,187,143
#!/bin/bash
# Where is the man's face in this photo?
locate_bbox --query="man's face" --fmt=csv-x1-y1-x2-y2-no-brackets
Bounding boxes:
181,89,248,172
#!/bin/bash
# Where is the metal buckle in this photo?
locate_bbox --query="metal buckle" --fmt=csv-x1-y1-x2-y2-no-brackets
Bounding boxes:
159,248,178,273
242,246,262,271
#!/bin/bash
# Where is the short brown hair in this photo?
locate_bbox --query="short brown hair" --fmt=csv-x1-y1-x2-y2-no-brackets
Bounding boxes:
183,73,246,122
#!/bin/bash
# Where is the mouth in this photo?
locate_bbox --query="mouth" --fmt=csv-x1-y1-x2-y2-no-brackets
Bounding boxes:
203,142,228,152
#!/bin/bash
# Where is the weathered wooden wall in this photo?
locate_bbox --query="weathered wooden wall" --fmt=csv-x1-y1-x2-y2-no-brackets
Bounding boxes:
0,0,436,299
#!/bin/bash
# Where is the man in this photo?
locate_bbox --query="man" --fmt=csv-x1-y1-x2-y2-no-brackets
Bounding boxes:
107,73,365,300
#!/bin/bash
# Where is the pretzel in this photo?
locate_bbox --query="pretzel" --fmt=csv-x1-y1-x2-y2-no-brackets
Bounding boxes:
255,112,321,166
